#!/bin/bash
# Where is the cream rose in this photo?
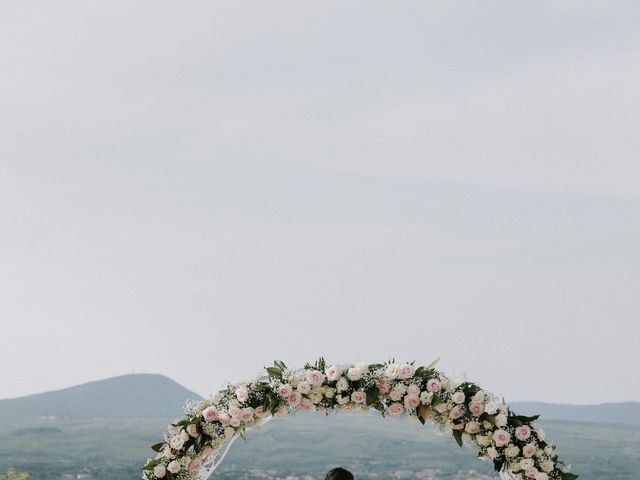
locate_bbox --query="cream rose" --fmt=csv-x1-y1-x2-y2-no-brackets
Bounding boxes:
153,465,166,478
167,461,181,474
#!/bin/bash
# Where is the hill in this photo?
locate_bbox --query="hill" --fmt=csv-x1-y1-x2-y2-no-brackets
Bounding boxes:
510,401,640,425
0,374,201,421
0,376,638,479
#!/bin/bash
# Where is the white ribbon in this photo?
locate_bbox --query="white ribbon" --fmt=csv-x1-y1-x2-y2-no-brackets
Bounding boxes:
198,415,274,480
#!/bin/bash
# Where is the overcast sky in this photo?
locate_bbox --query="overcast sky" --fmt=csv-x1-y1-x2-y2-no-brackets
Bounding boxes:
1,1,639,405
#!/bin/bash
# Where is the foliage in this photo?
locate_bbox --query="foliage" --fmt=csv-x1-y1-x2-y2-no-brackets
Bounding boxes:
0,469,29,480
144,359,577,480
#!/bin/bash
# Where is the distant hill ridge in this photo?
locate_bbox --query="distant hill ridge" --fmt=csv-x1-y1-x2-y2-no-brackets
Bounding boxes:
1,374,638,425
510,401,640,425
0,374,202,420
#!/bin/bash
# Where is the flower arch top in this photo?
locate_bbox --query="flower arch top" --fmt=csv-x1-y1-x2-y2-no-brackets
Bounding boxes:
143,359,577,480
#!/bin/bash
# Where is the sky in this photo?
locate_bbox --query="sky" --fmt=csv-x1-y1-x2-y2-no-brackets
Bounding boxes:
1,1,639,405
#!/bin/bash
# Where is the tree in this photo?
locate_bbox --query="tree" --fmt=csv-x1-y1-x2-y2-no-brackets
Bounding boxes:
0,468,29,480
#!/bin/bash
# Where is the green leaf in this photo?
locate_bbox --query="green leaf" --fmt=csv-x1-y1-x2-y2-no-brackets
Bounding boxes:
452,429,463,447
493,459,504,472
266,367,283,380
150,442,165,453
559,471,579,480
508,414,540,426
274,360,287,370
144,459,162,470
365,387,380,406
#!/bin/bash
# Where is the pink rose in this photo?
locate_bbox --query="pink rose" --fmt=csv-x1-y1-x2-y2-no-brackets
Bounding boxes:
299,398,314,411
526,467,539,479
306,370,326,386
200,447,214,459
465,421,480,434
255,406,266,418
239,407,254,422
434,403,448,414
404,395,420,409
469,401,484,416
351,391,366,404
452,422,465,430
376,380,390,396
389,390,403,401
407,384,420,396
188,459,203,472
287,392,302,406
202,406,219,422
386,403,405,416
277,384,293,398
426,379,441,393
342,403,357,412
522,443,536,458
186,424,198,438
235,386,248,402
535,473,549,480
449,405,464,420
217,413,230,426
229,417,240,427
492,429,511,447
398,363,415,379
325,365,340,381
516,425,532,441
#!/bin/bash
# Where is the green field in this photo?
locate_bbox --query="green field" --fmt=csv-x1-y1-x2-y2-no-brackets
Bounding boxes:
1,413,638,479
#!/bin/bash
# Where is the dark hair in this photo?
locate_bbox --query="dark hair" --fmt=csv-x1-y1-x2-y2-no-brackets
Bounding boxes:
324,467,354,480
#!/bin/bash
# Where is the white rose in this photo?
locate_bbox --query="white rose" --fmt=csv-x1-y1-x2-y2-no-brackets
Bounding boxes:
484,402,498,415
476,435,491,447
472,390,486,404
235,386,248,402
385,364,401,379
420,391,433,405
495,413,508,427
153,465,166,478
541,460,554,473
336,377,349,392
452,391,466,404
535,474,549,480
224,426,235,438
486,447,498,459
288,374,300,388
167,461,181,474
505,444,520,457
169,434,185,450
520,459,534,469
347,367,363,381
537,428,546,441
310,393,323,404
297,381,311,394
324,387,335,399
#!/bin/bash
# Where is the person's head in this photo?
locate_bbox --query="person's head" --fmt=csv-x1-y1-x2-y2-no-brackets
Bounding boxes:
324,467,354,480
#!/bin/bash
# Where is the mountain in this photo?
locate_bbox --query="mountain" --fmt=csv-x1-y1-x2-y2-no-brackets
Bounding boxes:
0,376,638,479
510,401,640,425
0,374,202,421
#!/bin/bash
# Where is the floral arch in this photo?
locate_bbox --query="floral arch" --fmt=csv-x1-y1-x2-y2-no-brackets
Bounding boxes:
143,359,577,480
